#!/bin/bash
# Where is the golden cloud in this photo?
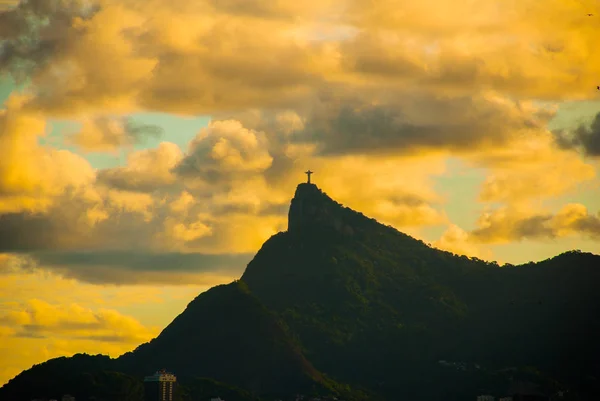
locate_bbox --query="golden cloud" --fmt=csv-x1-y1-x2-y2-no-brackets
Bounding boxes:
0,95,95,213
433,224,494,260
2,0,596,119
471,203,600,244
0,298,160,386
472,132,596,205
97,142,183,192
0,297,160,349
174,120,274,181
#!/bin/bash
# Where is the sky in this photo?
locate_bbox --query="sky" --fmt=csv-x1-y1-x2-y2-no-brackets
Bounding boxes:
1,0,600,386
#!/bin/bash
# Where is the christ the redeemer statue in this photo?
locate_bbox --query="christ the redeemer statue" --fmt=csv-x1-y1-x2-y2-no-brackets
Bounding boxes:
305,170,313,184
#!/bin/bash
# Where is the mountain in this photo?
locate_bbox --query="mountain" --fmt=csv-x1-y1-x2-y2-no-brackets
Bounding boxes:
1,182,599,401
114,280,340,398
242,183,600,400
0,354,143,401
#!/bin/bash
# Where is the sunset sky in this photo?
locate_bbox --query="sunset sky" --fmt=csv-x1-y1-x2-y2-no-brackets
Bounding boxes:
1,0,600,386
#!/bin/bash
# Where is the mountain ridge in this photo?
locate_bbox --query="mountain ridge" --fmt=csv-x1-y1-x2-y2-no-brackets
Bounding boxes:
1,183,599,401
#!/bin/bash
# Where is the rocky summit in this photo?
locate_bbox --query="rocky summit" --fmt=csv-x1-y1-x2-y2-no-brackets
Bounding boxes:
2,184,600,401
288,183,355,236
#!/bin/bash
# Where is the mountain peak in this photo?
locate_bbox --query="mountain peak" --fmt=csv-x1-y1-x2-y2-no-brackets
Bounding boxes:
287,183,356,236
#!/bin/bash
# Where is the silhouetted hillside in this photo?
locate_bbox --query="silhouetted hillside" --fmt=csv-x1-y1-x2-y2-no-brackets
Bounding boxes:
115,280,339,398
242,183,600,400
2,183,599,401
0,354,143,401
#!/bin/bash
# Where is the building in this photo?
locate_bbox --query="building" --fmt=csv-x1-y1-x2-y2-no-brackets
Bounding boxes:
500,397,514,401
62,395,76,401
144,369,177,401
477,396,495,401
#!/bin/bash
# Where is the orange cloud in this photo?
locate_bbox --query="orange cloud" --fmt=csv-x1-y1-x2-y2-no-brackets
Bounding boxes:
473,133,596,205
0,95,95,214
174,120,273,181
471,203,600,244
0,299,160,387
433,224,493,259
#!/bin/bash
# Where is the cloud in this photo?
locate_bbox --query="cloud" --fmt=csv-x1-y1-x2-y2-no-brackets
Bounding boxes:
553,111,600,157
67,116,164,152
471,204,600,244
97,142,183,192
0,249,220,387
1,1,339,116
433,224,493,259
0,0,101,80
1,0,599,121
22,250,252,285
0,297,160,385
173,120,273,183
0,95,95,212
203,0,343,20
261,88,555,157
345,0,600,99
0,253,37,274
0,0,156,115
0,298,159,343
467,131,596,205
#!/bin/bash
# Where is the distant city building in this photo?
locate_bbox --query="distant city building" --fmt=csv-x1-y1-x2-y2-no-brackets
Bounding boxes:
144,369,177,401
500,397,514,401
477,396,495,401
62,395,76,401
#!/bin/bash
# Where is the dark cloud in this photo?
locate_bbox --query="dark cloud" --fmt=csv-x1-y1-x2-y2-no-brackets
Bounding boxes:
0,0,99,81
33,250,250,273
277,88,552,157
10,250,253,285
387,194,435,208
0,201,155,253
124,119,164,142
13,330,46,339
96,169,171,193
0,212,65,251
571,213,600,234
553,112,600,157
